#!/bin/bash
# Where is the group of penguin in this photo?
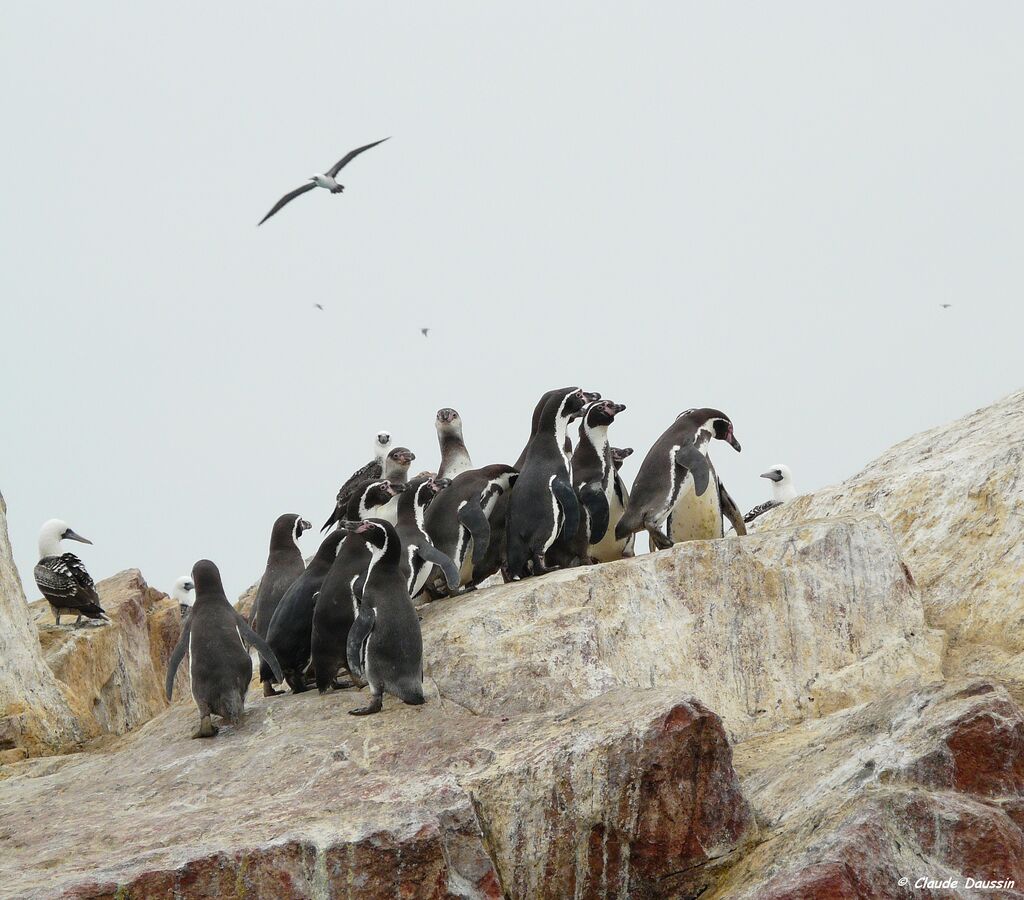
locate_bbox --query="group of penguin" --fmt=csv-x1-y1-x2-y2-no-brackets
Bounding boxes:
32,387,798,739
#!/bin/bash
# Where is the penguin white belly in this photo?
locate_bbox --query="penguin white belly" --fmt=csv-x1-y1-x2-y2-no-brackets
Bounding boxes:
668,478,723,542
458,544,474,586
589,480,627,563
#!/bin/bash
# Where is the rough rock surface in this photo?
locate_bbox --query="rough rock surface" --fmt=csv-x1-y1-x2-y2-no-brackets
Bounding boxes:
422,513,943,741
0,492,80,761
0,686,753,899
29,570,189,742
713,679,1024,899
755,388,1024,686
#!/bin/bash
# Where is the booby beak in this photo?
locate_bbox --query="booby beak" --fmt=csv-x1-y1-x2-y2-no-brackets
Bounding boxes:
760,469,784,482
63,529,92,545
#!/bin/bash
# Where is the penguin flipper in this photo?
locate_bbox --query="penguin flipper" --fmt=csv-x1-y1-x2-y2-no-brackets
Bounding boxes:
579,482,610,544
413,542,461,592
718,479,747,536
675,445,712,496
346,604,375,680
551,478,580,544
165,619,191,700
458,501,491,566
234,613,285,684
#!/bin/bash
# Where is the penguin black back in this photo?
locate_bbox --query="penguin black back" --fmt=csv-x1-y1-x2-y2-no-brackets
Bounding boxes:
250,513,310,639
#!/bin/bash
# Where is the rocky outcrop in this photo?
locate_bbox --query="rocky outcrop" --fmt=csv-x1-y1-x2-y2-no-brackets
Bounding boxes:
712,679,1024,898
0,686,754,899
29,570,189,741
0,492,80,761
422,513,943,741
754,388,1024,687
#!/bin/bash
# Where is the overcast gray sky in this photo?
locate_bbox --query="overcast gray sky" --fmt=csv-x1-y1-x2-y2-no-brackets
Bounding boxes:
2,2,1022,600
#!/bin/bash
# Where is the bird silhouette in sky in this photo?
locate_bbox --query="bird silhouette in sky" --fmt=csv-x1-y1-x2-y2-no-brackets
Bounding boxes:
940,304,952,309
421,328,430,338
314,304,324,311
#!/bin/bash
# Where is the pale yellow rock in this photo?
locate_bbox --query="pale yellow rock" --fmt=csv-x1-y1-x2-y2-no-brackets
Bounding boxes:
0,492,81,756
29,570,189,742
421,513,943,742
754,388,1024,686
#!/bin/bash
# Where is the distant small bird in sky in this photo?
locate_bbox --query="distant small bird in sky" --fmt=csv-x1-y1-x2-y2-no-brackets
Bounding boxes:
940,304,952,309
421,328,430,338
314,304,324,311
258,138,390,226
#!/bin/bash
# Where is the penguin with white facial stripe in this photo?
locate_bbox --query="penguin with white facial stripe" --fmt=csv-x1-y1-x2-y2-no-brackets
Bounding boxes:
321,431,393,532
395,476,461,597
744,464,797,524
566,400,627,564
422,464,518,593
435,408,473,479
506,387,596,578
171,576,195,618
33,519,107,626
615,409,742,550
264,529,347,693
249,514,310,638
342,519,425,716
165,560,283,739
345,479,405,525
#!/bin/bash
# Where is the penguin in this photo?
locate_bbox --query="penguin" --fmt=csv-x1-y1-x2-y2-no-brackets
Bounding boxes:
666,458,747,542
422,463,518,592
33,519,107,626
380,446,415,486
395,475,461,597
249,514,310,639
505,387,594,578
341,519,425,716
744,464,797,524
165,560,283,738
615,409,742,550
264,529,347,693
321,430,393,532
513,388,597,469
344,479,405,524
564,400,628,564
607,447,637,559
435,408,473,479
171,576,195,618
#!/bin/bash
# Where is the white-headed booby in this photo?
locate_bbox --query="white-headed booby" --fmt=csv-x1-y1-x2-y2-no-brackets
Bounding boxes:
171,575,195,617
33,519,107,626
744,464,797,524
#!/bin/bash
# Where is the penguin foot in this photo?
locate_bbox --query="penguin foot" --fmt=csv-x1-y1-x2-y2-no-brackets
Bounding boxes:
459,584,478,594
646,527,674,551
262,682,284,697
349,695,383,716
192,716,219,739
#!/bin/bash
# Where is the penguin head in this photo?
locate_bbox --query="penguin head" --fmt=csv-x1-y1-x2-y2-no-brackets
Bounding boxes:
711,415,741,452
388,447,416,470
171,576,195,606
340,519,399,561
293,516,312,541
421,476,450,503
611,447,634,471
584,400,627,428
38,519,92,558
191,560,226,598
271,513,309,549
561,388,591,421
363,480,404,511
435,408,462,430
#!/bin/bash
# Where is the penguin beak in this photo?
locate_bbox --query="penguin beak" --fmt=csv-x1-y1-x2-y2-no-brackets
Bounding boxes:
583,391,601,403
63,529,92,545
611,403,627,415
298,519,312,533
761,469,783,482
727,434,741,452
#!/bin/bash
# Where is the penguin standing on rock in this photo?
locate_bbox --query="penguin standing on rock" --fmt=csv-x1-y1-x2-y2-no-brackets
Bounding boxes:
435,409,473,479
172,576,195,618
506,387,597,578
423,464,518,592
33,519,107,626
321,431,393,532
264,529,347,694
616,409,742,550
249,514,310,639
342,520,425,716
395,476,461,597
165,560,283,739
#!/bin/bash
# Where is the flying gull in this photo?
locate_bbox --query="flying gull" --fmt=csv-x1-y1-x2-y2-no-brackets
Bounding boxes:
258,138,390,226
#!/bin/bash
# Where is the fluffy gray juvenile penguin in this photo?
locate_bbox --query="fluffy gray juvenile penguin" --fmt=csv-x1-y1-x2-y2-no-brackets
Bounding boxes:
343,519,425,716
165,560,283,738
